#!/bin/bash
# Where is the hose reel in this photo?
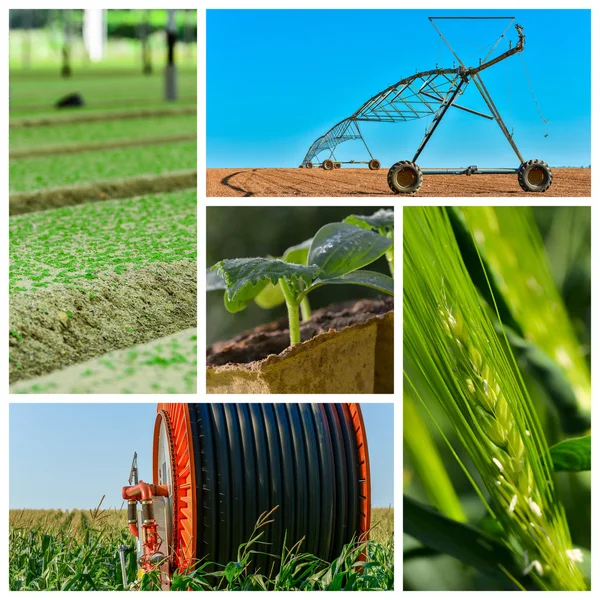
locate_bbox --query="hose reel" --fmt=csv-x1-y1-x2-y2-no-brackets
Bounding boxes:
123,403,371,585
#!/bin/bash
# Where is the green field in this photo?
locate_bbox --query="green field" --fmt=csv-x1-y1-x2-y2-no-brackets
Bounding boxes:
10,141,196,192
9,507,393,590
10,70,197,115
9,45,197,392
10,190,196,294
10,114,196,150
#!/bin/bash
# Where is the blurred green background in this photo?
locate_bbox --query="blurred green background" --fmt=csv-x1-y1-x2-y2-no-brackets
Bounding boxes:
403,206,590,591
206,206,395,346
9,9,197,71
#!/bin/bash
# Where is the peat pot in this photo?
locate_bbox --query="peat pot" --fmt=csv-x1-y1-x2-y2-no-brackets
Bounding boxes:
206,298,394,394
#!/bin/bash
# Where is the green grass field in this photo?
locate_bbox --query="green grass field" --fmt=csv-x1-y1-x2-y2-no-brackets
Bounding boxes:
10,141,196,192
10,114,196,150
9,54,197,392
10,190,196,294
9,506,393,590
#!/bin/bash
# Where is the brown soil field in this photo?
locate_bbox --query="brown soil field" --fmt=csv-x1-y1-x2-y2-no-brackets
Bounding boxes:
207,168,591,198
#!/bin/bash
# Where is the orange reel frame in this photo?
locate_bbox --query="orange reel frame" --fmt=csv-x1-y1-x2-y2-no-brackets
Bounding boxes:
153,404,196,572
153,403,371,573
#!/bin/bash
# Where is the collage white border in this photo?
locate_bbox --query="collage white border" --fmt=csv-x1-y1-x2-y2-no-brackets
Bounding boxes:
1,0,596,595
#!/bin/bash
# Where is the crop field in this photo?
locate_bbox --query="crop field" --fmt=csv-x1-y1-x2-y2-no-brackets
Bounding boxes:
10,142,196,193
10,72,197,117
10,114,196,152
9,64,197,393
8,506,393,590
207,167,591,197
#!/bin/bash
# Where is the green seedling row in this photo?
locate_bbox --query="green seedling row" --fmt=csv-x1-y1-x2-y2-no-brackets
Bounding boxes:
10,97,198,119
10,114,197,150
9,190,196,294
11,328,197,394
9,71,197,110
10,141,196,192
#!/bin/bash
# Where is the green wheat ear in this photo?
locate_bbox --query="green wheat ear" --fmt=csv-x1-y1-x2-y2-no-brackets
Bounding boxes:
404,206,587,591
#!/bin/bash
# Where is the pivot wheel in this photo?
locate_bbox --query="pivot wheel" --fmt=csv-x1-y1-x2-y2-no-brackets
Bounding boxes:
517,159,553,193
387,161,423,194
322,159,334,171
305,161,313,169
368,158,381,171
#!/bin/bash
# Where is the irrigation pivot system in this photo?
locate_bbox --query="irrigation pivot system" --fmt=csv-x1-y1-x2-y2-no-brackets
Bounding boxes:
122,403,370,589
300,17,552,194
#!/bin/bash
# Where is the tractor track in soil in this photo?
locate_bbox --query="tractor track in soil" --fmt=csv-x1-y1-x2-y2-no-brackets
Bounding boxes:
207,168,591,198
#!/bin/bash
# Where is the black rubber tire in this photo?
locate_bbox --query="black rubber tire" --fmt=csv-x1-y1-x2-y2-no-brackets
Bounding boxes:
305,162,313,169
187,403,365,575
387,160,423,194
517,159,553,193
322,159,334,171
334,162,341,169
368,158,381,171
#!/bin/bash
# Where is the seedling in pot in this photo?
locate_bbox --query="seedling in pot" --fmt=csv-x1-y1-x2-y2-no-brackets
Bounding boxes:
209,222,394,347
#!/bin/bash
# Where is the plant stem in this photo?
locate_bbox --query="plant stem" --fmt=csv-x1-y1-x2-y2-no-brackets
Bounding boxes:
300,297,312,322
278,278,301,345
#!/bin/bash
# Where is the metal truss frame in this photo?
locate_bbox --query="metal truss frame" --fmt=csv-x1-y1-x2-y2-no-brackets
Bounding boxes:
301,17,526,172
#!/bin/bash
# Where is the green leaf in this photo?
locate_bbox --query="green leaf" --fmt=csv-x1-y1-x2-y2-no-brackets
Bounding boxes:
253,238,313,309
344,209,395,232
308,222,392,279
283,238,312,264
446,207,523,337
404,495,519,588
254,281,285,309
224,561,243,584
549,436,591,471
304,269,394,298
212,258,320,313
206,267,226,291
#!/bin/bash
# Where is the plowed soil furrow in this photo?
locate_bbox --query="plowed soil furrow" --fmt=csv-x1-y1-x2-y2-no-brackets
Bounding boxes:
10,261,197,383
207,168,591,197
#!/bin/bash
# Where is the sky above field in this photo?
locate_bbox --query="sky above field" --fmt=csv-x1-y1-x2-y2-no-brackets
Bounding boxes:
207,9,591,168
9,403,394,510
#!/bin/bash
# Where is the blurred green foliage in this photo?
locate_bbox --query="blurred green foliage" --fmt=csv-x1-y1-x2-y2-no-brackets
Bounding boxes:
206,206,394,345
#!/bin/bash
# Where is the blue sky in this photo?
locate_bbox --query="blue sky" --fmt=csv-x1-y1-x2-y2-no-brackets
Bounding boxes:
207,9,590,168
10,403,394,510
